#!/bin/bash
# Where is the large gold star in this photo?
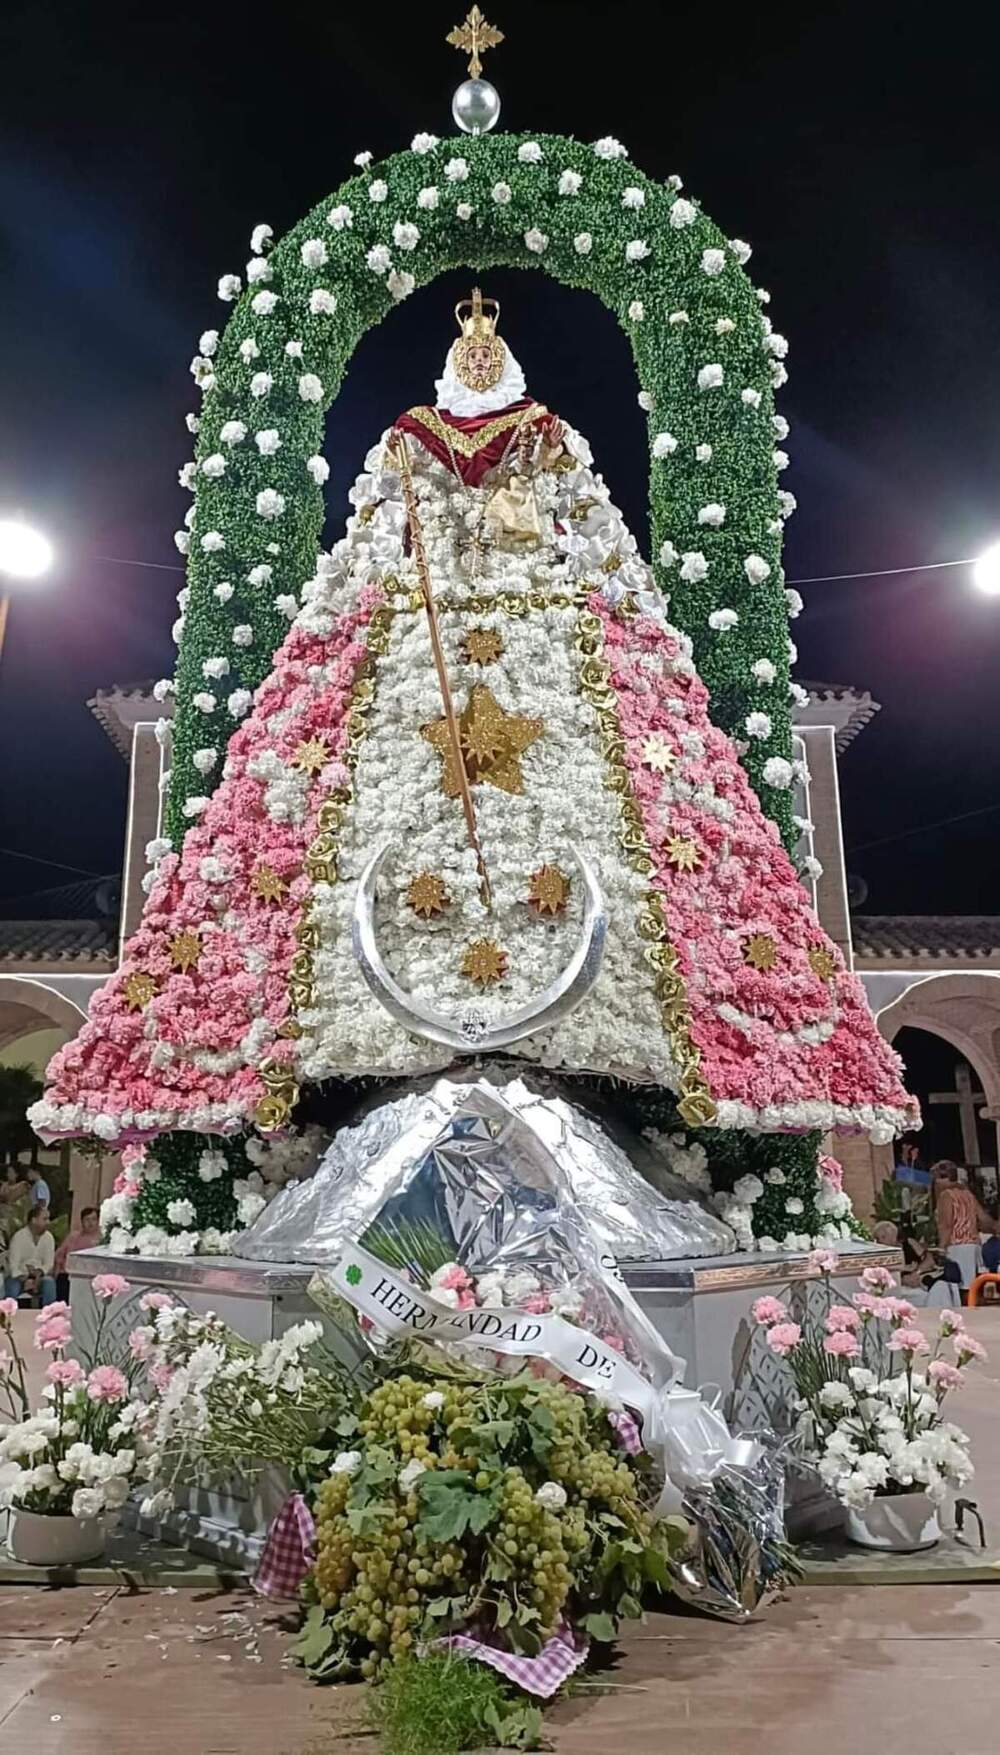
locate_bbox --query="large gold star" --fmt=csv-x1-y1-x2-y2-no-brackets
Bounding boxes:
251,865,288,904
407,872,450,920
743,933,778,973
461,938,509,987
527,864,571,917
642,733,676,775
123,971,158,1012
665,835,702,873
168,929,202,974
422,686,543,798
462,627,505,667
808,944,838,981
291,734,329,776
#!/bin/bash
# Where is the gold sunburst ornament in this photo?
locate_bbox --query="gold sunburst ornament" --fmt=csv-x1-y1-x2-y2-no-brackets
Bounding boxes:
527,864,571,917
251,865,288,903
743,933,778,973
808,944,838,981
291,735,330,776
168,929,201,974
422,685,542,797
462,627,505,666
407,872,451,920
461,938,509,987
123,971,157,1012
446,5,504,78
665,835,702,872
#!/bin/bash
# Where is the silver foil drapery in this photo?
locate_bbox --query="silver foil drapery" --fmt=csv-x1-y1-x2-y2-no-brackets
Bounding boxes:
238,1069,734,1268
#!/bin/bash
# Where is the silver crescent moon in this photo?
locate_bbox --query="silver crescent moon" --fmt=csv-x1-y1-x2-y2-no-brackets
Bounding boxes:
351,842,607,1052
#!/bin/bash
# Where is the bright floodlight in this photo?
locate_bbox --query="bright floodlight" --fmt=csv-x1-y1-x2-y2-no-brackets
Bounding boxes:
973,542,1000,596
0,519,54,580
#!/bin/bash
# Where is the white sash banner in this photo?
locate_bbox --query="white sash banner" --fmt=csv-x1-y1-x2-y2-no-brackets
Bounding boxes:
329,1243,656,1416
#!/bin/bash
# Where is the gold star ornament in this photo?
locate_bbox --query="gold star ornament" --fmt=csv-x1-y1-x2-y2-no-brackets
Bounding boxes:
251,865,288,903
123,971,158,1012
462,626,505,667
446,5,504,78
407,872,450,919
168,929,201,974
291,734,329,776
422,685,542,798
808,944,838,981
743,933,778,973
642,732,676,775
461,938,509,987
527,864,571,917
665,835,702,872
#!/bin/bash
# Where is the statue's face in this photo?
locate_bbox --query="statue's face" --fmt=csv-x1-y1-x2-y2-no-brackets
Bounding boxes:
465,343,496,383
454,335,506,392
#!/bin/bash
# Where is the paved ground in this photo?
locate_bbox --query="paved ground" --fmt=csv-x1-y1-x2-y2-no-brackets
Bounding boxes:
1,1309,998,1753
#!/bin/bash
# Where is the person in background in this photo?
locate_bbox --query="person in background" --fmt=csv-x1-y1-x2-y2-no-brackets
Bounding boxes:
933,1159,999,1289
4,1205,57,1306
0,1165,28,1204
894,1141,930,1188
26,1165,51,1209
53,1206,101,1302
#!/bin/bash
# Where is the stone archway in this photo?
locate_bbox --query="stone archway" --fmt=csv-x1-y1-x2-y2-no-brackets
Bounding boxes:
0,977,116,1217
877,972,1000,1166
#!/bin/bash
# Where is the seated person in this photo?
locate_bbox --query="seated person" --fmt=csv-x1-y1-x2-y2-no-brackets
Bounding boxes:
53,1205,101,1301
0,1165,28,1204
5,1205,57,1307
933,1159,999,1285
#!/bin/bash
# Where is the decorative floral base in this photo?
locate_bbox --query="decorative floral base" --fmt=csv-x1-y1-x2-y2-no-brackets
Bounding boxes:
845,1492,940,1553
6,1507,108,1568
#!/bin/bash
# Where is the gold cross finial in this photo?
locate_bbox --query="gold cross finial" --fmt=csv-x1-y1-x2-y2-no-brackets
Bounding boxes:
446,6,503,79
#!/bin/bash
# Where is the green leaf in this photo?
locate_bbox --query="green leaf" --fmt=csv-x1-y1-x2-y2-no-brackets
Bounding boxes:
618,1592,642,1621
582,1611,618,1643
417,1470,500,1542
334,1410,359,1437
289,1605,333,1670
495,1596,513,1629
642,1544,671,1590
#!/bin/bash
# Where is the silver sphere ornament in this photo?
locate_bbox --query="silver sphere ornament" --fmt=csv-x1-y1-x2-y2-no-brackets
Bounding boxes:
452,78,501,135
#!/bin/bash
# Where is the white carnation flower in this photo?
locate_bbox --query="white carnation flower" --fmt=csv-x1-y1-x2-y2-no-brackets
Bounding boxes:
246,256,271,283
729,237,752,263
182,796,208,818
785,587,804,617
652,432,678,458
752,658,776,684
773,414,790,440
310,288,337,316
628,299,645,320
698,363,724,391
330,1450,362,1476
708,608,738,631
558,168,582,195
622,185,645,208
701,247,726,276
715,317,736,335
593,135,627,159
300,238,328,268
202,655,230,679
637,390,655,411
239,338,260,362
250,223,272,254
741,388,762,408
307,455,330,484
353,150,372,167
625,238,650,261
535,1481,568,1509
368,179,388,203
669,198,696,228
178,461,198,489
524,228,548,254
247,564,272,586
680,551,709,583
256,488,285,520
573,232,593,254
773,447,790,471
421,1390,445,1410
695,443,713,462
698,502,726,527
250,371,273,399
255,428,281,456
745,711,772,739
192,691,215,714
387,269,415,302
491,181,512,204
456,202,473,221
416,185,439,210
393,221,419,251
166,1198,196,1228
445,157,469,181
250,290,278,316
765,331,790,358
518,140,543,162
298,373,323,402
193,748,217,773
398,1458,427,1492
232,625,253,647
217,273,241,301
199,329,219,358
668,309,689,325
327,204,353,230
198,1150,228,1182
220,420,247,445
659,541,677,568
200,530,225,553
744,554,771,584
410,132,439,154
366,244,392,274
275,594,298,617
763,755,794,789
228,689,253,718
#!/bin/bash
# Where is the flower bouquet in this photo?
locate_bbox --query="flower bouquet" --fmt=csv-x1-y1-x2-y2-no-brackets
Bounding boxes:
0,1275,140,1565
752,1258,985,1549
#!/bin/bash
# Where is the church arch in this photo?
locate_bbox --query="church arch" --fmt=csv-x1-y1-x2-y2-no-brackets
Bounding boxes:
0,977,90,1056
170,132,793,848
876,972,1000,1147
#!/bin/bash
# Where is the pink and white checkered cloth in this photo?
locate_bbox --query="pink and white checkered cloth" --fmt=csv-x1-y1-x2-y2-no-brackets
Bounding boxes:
436,1621,588,1699
607,1408,643,1455
253,1492,316,1599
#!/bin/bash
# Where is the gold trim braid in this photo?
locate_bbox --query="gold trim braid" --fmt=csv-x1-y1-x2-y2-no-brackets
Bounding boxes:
254,599,396,1132
573,604,718,1128
401,404,547,459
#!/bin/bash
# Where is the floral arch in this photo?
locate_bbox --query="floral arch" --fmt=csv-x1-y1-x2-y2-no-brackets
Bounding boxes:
169,130,796,848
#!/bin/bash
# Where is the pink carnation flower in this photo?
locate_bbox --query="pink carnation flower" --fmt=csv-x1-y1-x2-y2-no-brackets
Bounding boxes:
128,1327,154,1360
823,1330,860,1358
888,1327,930,1357
818,1154,844,1190
954,1334,988,1364
521,1293,553,1315
766,1322,802,1356
35,1316,72,1352
92,1273,131,1301
825,1304,861,1332
853,1293,895,1322
884,1297,919,1325
807,1249,838,1275
139,1291,174,1312
752,1295,789,1327
86,1364,129,1403
46,1357,85,1388
149,1361,175,1393
431,1263,473,1294
0,1297,18,1319
859,1265,896,1295
928,1360,965,1393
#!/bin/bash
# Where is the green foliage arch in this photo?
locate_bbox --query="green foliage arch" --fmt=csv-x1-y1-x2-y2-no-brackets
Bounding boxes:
169,130,794,848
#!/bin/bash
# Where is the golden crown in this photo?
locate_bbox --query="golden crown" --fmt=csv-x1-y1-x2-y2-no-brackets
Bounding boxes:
455,286,501,340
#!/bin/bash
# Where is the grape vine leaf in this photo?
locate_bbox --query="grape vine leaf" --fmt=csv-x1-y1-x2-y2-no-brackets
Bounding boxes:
417,1470,500,1541
582,1611,617,1642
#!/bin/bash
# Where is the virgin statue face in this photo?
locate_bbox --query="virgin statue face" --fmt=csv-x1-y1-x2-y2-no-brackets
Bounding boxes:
465,342,496,382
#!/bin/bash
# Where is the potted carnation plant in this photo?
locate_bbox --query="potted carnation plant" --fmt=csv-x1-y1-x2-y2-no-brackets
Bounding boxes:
752,1256,985,1552
0,1275,140,1567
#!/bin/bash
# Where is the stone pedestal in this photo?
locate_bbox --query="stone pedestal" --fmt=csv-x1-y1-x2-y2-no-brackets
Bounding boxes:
70,1239,901,1559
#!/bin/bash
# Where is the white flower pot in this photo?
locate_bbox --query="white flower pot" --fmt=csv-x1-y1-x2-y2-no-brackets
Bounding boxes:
845,1491,940,1552
6,1508,107,1568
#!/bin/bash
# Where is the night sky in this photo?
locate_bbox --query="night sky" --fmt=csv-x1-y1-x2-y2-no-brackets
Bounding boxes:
2,0,999,918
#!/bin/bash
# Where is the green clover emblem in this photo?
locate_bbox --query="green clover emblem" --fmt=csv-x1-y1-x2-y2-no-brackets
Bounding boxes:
345,1264,363,1287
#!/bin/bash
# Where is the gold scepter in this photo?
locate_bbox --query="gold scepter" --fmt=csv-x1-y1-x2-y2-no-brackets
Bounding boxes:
390,429,493,911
